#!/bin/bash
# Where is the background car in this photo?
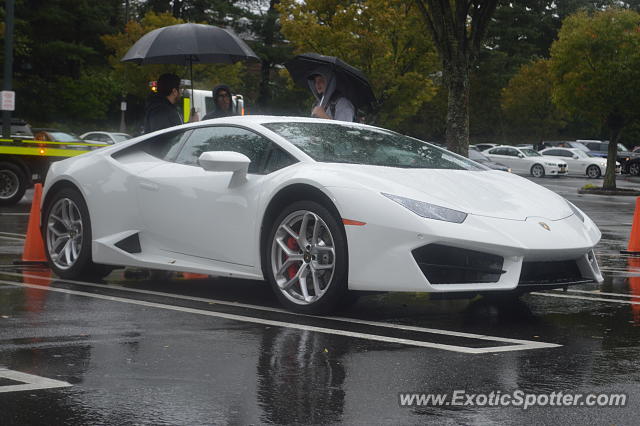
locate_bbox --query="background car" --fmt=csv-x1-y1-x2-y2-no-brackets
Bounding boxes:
9,118,33,139
577,140,637,170
40,116,602,313
468,148,510,172
539,147,620,178
80,131,132,145
33,128,82,142
540,140,590,152
473,143,498,151
483,145,567,177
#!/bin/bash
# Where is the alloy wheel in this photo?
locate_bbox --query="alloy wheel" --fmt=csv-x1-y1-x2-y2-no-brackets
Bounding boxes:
271,210,336,305
46,197,84,270
587,165,601,178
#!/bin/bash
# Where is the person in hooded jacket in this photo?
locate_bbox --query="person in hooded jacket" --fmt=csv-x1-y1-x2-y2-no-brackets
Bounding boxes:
143,73,183,134
203,85,236,120
308,68,355,122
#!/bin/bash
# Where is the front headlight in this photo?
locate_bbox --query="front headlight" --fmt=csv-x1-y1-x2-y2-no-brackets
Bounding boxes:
567,200,584,222
382,193,467,223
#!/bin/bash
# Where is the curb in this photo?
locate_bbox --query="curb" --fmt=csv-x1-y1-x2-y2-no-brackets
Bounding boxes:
577,188,640,196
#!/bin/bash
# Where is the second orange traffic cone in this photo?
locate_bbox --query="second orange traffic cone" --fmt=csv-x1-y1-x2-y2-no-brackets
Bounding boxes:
18,183,48,264
622,197,640,255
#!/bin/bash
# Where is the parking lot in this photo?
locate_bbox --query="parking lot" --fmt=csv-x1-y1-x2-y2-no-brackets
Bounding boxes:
1,175,640,425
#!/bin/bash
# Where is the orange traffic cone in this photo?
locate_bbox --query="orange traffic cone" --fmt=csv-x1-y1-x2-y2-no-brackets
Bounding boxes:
622,197,640,255
16,183,48,264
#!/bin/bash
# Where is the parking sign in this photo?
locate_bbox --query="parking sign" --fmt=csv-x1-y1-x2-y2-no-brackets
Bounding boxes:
1,91,15,111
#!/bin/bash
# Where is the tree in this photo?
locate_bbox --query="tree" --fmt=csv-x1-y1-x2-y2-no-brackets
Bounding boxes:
414,0,498,155
277,0,439,130
550,8,640,189
501,59,565,143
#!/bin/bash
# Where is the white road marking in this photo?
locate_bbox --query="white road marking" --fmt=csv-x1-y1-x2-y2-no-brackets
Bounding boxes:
0,232,26,238
0,368,71,393
0,277,558,354
555,288,640,299
531,291,640,305
0,236,25,242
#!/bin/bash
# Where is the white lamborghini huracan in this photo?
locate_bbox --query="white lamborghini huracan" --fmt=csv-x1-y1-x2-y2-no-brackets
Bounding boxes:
41,116,603,313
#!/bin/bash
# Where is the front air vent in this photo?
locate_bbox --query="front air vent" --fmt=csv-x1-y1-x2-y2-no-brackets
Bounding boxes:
518,260,583,286
412,244,505,284
115,233,141,254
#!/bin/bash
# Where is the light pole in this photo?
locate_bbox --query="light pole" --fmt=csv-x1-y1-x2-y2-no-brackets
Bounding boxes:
2,0,15,138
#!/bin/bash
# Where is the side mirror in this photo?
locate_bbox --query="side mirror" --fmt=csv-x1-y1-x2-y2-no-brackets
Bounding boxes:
518,153,524,158
572,154,579,159
198,151,250,186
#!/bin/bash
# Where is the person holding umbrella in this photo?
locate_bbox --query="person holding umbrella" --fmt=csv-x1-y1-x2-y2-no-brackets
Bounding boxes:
309,67,355,122
286,53,376,123
143,73,184,133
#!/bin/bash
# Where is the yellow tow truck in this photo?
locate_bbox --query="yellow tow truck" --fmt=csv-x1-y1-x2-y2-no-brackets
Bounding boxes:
0,130,105,206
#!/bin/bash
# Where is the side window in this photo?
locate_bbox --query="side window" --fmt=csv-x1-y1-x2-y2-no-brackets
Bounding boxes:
263,145,297,174
544,149,560,156
505,148,519,157
139,130,192,161
559,150,572,157
175,126,287,174
489,148,502,155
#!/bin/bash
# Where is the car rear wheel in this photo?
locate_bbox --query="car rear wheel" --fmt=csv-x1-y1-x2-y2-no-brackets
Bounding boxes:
628,162,640,176
43,187,112,279
0,162,27,206
586,165,601,178
530,164,545,178
265,200,349,314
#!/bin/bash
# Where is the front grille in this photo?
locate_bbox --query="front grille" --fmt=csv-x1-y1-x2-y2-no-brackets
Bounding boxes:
412,244,505,284
518,260,583,286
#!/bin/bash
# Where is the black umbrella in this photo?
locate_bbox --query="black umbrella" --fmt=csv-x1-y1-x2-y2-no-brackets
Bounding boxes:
121,23,260,95
285,53,376,110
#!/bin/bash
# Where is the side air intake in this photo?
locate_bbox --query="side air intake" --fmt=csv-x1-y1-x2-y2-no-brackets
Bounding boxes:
114,233,141,254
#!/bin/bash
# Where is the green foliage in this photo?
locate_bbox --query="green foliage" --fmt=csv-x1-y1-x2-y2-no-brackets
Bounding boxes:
501,59,566,142
277,0,438,130
550,9,640,124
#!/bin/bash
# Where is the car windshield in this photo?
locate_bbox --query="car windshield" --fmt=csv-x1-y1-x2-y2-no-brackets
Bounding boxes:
618,143,629,152
263,122,485,170
113,134,130,143
49,132,78,142
521,148,541,157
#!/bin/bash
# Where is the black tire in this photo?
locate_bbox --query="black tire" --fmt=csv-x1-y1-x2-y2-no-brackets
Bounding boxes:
264,200,349,314
586,164,601,179
0,161,27,206
43,187,112,279
530,164,545,178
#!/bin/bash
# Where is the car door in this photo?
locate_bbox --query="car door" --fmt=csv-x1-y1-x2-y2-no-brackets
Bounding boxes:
501,147,526,172
485,148,511,168
136,125,295,267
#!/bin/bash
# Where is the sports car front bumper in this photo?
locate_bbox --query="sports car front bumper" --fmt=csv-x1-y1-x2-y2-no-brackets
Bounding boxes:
341,206,602,293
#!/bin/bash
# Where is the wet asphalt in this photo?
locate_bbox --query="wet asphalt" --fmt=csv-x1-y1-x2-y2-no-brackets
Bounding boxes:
1,175,640,425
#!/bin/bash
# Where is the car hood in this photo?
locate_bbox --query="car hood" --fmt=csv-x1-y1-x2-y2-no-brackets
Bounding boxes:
319,164,572,221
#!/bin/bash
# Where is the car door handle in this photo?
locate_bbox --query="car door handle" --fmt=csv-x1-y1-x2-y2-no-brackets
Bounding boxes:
139,181,159,191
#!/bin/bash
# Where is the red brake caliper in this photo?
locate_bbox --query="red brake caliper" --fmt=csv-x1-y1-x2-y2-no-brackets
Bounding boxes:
286,237,299,279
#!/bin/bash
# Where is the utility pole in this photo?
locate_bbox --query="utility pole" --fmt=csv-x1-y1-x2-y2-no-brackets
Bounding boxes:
2,0,15,138
119,0,129,133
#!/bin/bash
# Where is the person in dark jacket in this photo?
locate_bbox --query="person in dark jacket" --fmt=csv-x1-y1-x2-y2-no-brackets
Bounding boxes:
143,73,183,134
202,85,235,120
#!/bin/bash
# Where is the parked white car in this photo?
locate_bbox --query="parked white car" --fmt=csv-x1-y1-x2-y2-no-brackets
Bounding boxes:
80,131,132,145
539,147,620,178
483,145,568,177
